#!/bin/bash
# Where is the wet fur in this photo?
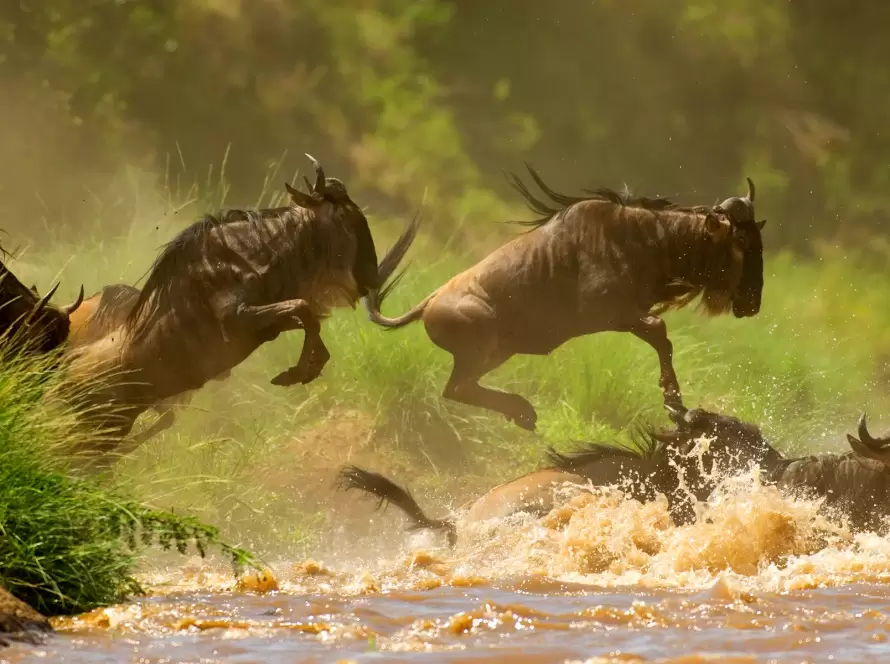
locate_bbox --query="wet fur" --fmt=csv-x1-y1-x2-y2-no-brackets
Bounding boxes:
666,409,890,534
336,465,457,546
337,431,715,547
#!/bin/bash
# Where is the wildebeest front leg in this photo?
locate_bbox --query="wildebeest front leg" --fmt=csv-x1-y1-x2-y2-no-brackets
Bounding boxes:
235,300,330,386
629,315,683,408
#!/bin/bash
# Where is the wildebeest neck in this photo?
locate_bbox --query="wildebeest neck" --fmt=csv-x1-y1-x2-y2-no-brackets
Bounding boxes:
644,207,740,316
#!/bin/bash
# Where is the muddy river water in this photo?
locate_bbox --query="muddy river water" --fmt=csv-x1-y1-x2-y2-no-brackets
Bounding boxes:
6,471,890,663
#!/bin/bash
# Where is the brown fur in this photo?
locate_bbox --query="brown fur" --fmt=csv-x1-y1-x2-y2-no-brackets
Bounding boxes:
65,284,211,450
365,166,766,430
65,157,419,466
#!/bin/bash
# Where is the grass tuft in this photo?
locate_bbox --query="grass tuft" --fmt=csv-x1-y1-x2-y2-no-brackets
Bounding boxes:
0,340,260,616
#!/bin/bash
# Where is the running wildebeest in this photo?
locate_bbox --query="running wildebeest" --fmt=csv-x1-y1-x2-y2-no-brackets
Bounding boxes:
335,409,772,547
0,254,84,355
666,405,890,535
364,166,766,430
66,155,419,463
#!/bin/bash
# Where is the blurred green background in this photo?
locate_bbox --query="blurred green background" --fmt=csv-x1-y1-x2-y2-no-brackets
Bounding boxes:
2,1,887,248
1,1,888,555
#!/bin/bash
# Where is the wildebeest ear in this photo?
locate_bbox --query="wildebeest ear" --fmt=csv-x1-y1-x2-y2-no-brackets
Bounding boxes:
756,219,767,230
705,213,731,236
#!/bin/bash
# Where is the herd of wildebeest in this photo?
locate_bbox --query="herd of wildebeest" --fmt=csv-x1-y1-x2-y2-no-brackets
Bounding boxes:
3,154,890,542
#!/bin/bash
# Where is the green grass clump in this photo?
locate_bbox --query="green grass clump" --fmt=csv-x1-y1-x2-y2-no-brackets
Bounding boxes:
0,344,259,616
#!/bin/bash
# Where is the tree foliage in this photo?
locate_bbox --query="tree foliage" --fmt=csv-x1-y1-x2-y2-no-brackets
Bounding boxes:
0,1,886,249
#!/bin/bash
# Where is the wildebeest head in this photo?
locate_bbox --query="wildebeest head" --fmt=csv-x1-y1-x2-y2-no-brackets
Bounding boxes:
0,264,85,354
284,154,379,296
655,404,781,497
709,178,766,318
846,414,890,467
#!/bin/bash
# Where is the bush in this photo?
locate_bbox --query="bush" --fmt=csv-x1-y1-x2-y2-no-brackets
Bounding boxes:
0,343,258,616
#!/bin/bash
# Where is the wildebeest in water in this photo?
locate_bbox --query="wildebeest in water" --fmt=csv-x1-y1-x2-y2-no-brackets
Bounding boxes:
67,154,420,462
665,405,890,535
0,252,84,356
365,166,767,430
335,406,774,547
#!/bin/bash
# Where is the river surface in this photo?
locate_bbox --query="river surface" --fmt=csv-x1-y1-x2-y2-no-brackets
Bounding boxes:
5,470,890,663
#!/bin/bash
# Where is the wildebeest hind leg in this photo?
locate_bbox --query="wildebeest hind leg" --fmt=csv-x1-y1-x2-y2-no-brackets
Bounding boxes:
234,300,329,386
628,315,683,408
444,351,537,431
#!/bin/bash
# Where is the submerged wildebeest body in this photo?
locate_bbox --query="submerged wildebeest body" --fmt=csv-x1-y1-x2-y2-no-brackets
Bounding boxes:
766,415,890,534
665,406,890,535
67,155,419,460
0,255,84,356
335,412,773,547
365,167,767,430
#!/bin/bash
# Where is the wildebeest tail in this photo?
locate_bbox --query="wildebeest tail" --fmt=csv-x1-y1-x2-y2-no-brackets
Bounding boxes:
335,464,457,546
363,211,438,329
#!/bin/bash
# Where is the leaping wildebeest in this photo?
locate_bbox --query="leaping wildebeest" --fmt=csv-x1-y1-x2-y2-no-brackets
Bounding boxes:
66,154,419,462
364,167,767,430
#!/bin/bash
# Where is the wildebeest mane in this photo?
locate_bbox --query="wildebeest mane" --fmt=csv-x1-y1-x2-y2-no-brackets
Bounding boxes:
544,432,661,474
505,163,699,229
125,206,309,339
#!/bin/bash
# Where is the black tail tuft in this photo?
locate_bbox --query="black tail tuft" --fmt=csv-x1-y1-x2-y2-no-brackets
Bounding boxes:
335,464,457,546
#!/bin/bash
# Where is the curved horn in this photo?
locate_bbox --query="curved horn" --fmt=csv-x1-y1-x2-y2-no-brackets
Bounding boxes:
305,153,326,196
745,177,755,203
60,284,85,315
859,412,875,445
32,281,60,316
665,403,689,427
285,181,319,208
849,412,890,464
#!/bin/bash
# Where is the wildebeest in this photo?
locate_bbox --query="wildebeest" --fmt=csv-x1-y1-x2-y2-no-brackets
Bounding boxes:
66,284,221,447
0,254,84,355
665,405,890,535
364,166,766,430
66,155,419,462
335,407,773,547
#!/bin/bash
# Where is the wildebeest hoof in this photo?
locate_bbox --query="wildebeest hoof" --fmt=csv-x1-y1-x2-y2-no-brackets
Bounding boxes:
512,415,537,432
507,400,538,431
270,365,322,387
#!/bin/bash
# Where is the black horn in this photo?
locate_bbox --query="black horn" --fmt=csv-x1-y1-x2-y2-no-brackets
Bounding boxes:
305,153,326,196
665,403,690,427
60,284,85,315
32,281,60,315
859,412,876,445
745,177,755,203
284,181,320,208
